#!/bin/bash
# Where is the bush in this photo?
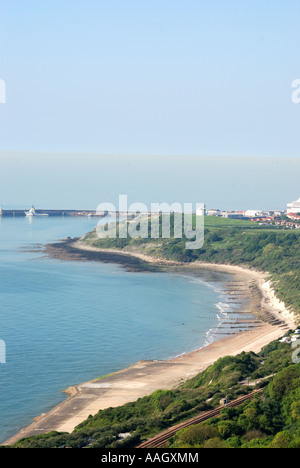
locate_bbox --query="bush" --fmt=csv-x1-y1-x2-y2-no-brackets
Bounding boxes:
174,424,219,447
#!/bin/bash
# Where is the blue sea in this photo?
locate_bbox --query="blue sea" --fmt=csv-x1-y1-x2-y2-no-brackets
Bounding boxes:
0,215,240,443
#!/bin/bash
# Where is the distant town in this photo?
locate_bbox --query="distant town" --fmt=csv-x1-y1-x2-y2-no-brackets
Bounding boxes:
198,197,300,229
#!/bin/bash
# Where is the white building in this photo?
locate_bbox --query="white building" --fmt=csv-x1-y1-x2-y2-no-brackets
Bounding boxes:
207,209,221,216
287,198,300,214
244,210,264,218
196,205,206,216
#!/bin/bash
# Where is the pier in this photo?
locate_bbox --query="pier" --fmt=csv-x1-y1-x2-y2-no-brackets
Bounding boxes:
0,210,153,218
0,209,104,217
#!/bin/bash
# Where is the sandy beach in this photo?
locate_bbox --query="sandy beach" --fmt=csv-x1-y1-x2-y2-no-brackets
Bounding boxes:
3,239,297,446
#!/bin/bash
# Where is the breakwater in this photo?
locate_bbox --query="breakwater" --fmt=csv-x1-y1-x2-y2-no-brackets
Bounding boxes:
0,209,102,217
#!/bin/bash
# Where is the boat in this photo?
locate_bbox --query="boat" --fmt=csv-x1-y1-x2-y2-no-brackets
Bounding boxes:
25,206,49,217
25,207,36,217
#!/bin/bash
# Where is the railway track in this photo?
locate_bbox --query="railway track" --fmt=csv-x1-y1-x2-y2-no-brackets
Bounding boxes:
137,389,263,448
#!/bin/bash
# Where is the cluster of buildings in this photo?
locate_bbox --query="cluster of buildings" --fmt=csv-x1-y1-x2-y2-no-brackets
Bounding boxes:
200,197,300,229
204,208,285,219
279,329,300,344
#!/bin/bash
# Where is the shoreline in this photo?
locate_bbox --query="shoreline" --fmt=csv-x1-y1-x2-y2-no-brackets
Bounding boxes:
3,239,297,446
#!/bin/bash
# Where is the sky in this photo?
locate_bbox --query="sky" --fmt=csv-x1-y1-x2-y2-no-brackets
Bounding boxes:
0,153,299,211
0,1,299,209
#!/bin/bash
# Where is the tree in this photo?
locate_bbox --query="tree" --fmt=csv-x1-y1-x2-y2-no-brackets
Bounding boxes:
271,431,291,448
175,424,219,447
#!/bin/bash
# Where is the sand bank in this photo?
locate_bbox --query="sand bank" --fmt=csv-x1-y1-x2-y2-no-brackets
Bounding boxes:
3,240,297,446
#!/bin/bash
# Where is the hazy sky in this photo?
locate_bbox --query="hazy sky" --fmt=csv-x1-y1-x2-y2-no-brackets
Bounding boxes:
0,0,299,157
0,153,299,211
0,1,299,210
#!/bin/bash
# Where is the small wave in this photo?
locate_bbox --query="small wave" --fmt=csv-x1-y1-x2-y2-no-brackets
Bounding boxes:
204,328,216,347
216,302,230,317
179,274,223,294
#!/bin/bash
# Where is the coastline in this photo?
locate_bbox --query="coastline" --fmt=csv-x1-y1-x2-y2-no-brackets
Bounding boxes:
72,239,297,328
3,239,297,446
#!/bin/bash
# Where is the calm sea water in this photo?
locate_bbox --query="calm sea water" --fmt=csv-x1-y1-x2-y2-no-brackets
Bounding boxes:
0,216,235,443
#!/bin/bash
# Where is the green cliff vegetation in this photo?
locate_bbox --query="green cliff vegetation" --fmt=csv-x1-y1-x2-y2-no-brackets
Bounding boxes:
170,362,300,448
83,215,300,315
8,332,300,448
